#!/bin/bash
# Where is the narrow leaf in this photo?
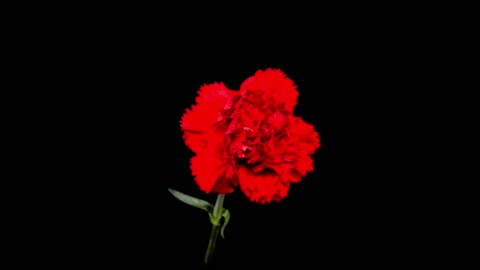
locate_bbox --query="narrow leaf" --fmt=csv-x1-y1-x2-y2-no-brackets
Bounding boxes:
220,209,230,239
168,188,213,212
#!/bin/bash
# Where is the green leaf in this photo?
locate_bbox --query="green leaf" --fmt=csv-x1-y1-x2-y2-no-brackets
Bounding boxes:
168,188,213,212
220,209,230,239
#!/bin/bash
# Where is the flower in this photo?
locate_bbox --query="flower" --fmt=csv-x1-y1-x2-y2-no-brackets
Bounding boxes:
180,68,320,203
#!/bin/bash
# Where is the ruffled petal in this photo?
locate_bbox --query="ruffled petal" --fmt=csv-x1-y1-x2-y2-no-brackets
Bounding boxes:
180,82,236,153
238,165,290,203
190,148,235,194
239,68,298,112
287,116,320,154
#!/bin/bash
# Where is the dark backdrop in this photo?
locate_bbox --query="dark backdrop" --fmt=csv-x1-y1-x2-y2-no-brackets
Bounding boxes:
48,21,430,269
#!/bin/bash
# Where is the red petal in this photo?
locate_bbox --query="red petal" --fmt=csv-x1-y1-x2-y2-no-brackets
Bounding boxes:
238,165,290,203
180,82,236,153
239,68,298,112
190,148,234,194
287,116,321,154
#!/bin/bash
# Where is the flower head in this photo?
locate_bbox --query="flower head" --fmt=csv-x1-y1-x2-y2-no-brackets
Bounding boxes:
181,68,320,203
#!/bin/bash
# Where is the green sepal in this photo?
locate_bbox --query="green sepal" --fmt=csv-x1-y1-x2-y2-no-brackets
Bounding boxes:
208,212,220,226
220,209,230,239
168,188,213,212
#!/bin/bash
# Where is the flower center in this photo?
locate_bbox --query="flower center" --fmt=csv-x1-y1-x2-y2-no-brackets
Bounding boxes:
231,139,255,159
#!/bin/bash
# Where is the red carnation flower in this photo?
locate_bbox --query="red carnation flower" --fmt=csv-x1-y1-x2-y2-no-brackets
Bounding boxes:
181,68,320,203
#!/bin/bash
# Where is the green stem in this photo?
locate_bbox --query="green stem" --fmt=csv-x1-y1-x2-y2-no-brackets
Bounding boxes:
205,223,220,264
204,194,225,264
213,194,225,217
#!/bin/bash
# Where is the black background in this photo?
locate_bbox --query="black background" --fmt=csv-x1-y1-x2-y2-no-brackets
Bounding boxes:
69,58,406,269
31,12,443,268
